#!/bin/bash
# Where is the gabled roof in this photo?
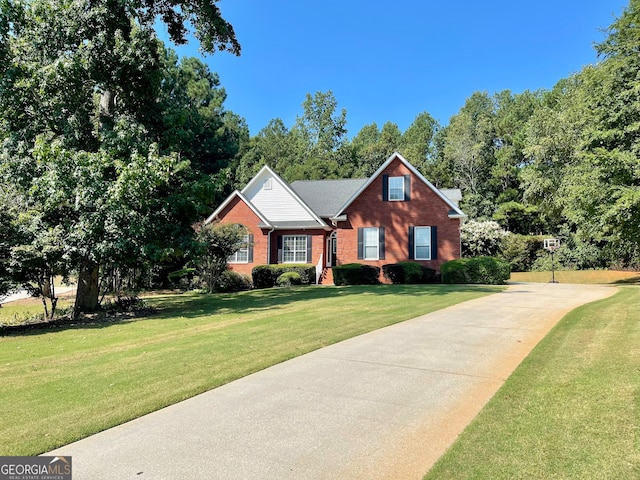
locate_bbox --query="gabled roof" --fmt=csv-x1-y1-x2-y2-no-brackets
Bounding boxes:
204,190,271,226
205,168,332,229
207,153,466,227
439,188,462,207
335,152,467,219
290,179,367,217
241,165,329,229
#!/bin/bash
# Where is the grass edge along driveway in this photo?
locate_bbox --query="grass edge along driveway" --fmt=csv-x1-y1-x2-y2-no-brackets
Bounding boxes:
424,285,640,480
0,284,501,456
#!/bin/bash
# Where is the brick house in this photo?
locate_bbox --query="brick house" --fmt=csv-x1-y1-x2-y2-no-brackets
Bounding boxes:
205,152,466,283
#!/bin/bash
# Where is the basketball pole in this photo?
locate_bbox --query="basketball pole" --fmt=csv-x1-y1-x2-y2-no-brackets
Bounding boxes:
550,249,558,283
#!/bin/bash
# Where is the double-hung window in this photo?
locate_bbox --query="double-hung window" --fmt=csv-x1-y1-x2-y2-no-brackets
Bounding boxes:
388,176,404,201
383,174,410,201
363,227,379,260
409,226,437,260
358,227,385,261
229,234,250,263
414,227,431,260
283,235,308,263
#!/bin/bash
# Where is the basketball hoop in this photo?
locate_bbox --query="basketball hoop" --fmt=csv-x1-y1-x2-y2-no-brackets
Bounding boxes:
544,238,560,283
544,238,560,252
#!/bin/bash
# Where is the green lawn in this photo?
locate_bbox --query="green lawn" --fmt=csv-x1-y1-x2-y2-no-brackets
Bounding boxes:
510,269,640,284
424,286,640,480
0,284,501,455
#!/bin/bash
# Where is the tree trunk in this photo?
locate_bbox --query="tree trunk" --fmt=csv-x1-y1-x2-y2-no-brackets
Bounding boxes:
100,90,115,117
75,260,100,313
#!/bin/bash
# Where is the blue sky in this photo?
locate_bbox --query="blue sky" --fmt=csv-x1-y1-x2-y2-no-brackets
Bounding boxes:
167,0,629,138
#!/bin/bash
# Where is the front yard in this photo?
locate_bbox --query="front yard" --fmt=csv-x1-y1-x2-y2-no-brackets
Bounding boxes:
0,284,501,455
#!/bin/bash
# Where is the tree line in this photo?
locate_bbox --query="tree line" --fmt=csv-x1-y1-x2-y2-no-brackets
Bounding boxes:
1,0,639,317
230,1,640,272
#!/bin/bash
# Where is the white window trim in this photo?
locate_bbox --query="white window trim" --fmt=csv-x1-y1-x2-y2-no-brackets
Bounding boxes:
283,235,307,263
229,235,250,263
363,227,379,260
388,176,404,201
414,226,432,260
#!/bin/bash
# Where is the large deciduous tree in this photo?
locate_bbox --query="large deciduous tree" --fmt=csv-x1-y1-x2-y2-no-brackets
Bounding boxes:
296,90,348,159
443,92,496,218
558,0,640,265
400,111,439,174
0,0,240,313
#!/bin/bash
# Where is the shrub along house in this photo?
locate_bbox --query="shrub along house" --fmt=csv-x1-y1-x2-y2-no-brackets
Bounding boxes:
205,152,466,284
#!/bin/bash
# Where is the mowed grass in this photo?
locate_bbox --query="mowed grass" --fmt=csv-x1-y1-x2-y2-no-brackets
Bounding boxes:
511,269,640,284
425,285,640,480
0,296,75,326
0,284,501,455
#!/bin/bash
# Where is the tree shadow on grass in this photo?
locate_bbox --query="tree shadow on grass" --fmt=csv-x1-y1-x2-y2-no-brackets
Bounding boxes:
0,308,157,337
149,284,504,320
1,284,503,336
612,276,640,285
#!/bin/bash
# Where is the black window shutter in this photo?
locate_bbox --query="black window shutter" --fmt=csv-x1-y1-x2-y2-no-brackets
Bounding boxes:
404,174,411,201
382,174,389,202
408,226,415,260
431,226,438,260
277,235,283,263
306,235,312,264
357,228,364,259
248,234,254,263
379,227,385,260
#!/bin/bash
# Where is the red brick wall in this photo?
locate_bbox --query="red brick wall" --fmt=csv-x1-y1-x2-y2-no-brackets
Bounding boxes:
269,230,327,268
215,196,329,277
214,196,268,277
336,158,461,281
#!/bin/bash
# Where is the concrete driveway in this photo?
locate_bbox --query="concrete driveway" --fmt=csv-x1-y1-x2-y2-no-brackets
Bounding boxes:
48,282,615,480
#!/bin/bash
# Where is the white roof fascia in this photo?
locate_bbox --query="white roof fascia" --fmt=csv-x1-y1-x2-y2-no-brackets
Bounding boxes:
240,165,276,196
204,190,272,227
335,152,467,218
243,165,328,228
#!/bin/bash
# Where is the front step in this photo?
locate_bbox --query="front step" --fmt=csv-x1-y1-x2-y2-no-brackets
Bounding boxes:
319,267,334,285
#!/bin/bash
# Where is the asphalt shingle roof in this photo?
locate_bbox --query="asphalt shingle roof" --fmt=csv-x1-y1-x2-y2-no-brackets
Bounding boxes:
290,179,367,217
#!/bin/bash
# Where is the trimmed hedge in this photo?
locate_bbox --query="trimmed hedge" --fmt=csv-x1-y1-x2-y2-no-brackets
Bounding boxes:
252,264,316,288
216,270,253,292
333,263,380,286
382,262,437,284
276,272,302,287
441,256,511,285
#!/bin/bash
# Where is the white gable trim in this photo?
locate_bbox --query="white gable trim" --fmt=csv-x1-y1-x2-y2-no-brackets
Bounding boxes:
204,190,272,226
335,152,467,218
243,165,328,227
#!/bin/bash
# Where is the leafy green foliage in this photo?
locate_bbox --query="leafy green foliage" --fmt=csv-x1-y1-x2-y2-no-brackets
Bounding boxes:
332,263,380,286
0,0,242,311
276,272,302,287
441,257,511,285
251,264,316,288
215,270,252,292
499,234,544,272
382,262,437,284
195,223,248,293
493,201,544,235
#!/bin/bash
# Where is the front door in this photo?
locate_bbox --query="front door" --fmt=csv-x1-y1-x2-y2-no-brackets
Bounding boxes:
326,232,337,267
